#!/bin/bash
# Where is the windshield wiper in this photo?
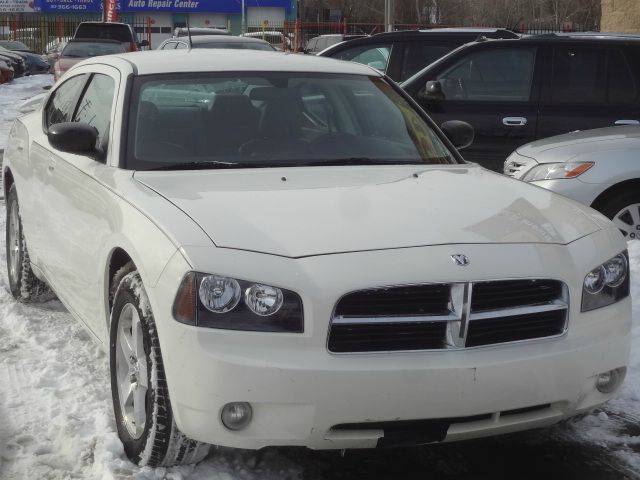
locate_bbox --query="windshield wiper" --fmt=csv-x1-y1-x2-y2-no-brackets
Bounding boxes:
143,160,244,171
302,158,423,166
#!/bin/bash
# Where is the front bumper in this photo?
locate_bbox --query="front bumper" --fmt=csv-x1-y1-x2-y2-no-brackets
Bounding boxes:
148,228,631,449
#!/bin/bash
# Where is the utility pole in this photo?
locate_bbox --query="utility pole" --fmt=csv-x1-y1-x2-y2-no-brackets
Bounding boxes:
384,0,394,32
241,0,245,33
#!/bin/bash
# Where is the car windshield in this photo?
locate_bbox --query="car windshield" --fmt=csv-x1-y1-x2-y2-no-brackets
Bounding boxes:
193,42,274,51
62,41,125,58
0,41,29,51
128,72,453,170
75,24,135,43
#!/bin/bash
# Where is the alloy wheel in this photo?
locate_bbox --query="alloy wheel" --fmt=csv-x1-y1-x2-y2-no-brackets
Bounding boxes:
115,303,148,439
8,199,20,283
612,203,640,240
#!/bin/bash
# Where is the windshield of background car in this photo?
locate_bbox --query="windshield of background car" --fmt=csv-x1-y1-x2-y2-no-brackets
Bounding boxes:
193,41,275,51
62,41,125,57
127,72,454,170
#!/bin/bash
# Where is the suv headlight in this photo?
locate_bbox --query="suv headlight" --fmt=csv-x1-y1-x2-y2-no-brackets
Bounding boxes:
173,272,304,332
582,252,630,312
522,162,594,182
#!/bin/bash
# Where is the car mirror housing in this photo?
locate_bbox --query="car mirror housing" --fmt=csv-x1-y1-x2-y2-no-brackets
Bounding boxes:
440,120,474,150
47,122,98,153
139,39,149,47
423,80,445,103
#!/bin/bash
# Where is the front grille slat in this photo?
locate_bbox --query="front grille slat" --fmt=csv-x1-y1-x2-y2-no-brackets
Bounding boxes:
328,279,568,353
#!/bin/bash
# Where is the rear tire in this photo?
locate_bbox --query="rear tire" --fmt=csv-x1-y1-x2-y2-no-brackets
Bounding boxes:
5,184,52,302
110,270,210,467
598,192,640,241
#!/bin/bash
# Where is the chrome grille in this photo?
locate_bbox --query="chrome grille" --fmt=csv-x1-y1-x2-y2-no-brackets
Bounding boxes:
503,157,535,178
328,280,569,353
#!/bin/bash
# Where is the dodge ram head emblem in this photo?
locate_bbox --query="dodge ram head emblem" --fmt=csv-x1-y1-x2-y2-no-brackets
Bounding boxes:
451,254,470,266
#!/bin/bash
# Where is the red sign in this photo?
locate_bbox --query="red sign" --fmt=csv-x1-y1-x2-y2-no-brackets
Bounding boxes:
104,0,117,22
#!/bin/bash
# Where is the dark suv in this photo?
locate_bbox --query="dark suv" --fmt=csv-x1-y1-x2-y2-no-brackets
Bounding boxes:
401,33,640,171
318,28,518,82
74,22,149,51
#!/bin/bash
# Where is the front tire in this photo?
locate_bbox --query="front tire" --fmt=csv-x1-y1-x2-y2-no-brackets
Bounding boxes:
110,270,210,467
5,184,51,302
599,192,640,241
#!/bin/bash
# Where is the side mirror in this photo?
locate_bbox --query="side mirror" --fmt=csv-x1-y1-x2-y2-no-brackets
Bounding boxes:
440,120,474,150
424,80,445,102
139,39,149,47
42,85,51,90
47,122,97,153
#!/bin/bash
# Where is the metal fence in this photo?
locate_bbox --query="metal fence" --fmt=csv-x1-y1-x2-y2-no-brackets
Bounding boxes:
0,13,597,55
0,13,154,52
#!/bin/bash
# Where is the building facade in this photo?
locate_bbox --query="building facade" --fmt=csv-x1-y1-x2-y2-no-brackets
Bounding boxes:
601,0,640,33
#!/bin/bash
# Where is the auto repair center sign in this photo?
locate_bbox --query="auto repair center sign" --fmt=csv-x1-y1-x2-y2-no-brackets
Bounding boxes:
36,0,290,12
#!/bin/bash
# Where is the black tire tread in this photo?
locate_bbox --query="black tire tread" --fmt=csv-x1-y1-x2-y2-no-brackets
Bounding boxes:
6,184,53,302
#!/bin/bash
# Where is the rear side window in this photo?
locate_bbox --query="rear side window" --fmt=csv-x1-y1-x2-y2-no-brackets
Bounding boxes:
437,47,536,102
607,50,636,105
45,74,87,128
551,47,604,104
332,44,392,72
400,43,452,81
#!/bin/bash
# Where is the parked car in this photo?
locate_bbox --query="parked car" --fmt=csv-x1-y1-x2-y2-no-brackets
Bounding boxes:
157,35,274,51
54,39,126,81
173,27,230,38
45,40,69,70
0,50,25,78
73,21,149,51
0,59,14,83
401,32,640,172
304,34,366,54
0,41,50,75
319,28,518,82
505,125,640,241
4,49,630,469
241,31,291,50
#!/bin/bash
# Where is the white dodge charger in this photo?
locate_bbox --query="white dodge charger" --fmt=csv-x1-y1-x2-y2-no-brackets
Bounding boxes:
3,50,632,467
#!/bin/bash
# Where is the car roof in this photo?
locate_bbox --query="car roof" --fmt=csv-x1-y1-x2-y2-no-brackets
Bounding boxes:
77,21,131,27
371,27,519,39
187,35,271,45
101,49,382,76
174,27,230,36
68,38,123,44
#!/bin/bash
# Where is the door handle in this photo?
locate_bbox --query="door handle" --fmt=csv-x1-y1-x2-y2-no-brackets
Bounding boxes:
503,117,528,126
614,119,640,126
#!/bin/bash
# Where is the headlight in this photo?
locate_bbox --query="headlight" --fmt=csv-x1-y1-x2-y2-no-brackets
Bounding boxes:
522,162,594,182
173,272,303,332
582,252,629,312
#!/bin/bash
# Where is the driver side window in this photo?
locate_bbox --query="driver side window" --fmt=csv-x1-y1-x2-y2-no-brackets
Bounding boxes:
333,44,392,72
436,47,536,102
45,74,87,128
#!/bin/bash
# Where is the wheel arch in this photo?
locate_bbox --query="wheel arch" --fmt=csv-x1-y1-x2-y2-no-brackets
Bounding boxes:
105,246,137,329
590,178,640,212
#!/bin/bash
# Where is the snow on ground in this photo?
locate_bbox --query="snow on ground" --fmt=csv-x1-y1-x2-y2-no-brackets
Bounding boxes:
0,75,53,151
0,75,639,479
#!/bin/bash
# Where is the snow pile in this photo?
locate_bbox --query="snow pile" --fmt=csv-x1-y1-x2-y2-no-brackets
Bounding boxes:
0,75,53,150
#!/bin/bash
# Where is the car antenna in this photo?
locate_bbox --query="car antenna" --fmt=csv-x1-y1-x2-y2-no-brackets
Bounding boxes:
186,17,193,50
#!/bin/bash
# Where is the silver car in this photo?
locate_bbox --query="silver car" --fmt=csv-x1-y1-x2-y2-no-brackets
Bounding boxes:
505,125,640,241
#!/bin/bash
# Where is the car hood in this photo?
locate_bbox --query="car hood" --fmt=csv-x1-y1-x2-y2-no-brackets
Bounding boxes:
516,125,640,163
134,165,603,258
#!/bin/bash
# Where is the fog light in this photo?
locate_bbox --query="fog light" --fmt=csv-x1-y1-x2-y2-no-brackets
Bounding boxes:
221,402,252,431
596,367,626,393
